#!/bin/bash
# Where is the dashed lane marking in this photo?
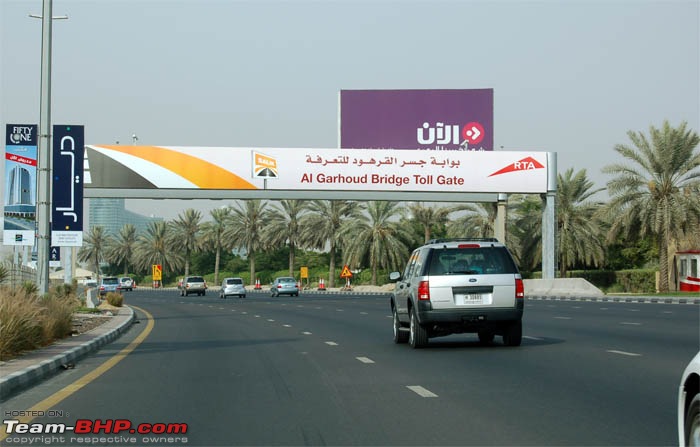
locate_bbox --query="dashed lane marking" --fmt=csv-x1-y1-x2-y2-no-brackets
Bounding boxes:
607,350,642,357
356,357,375,364
407,386,438,397
325,341,338,346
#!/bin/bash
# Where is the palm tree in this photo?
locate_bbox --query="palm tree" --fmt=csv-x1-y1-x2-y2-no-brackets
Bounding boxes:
222,200,269,284
106,224,137,276
134,221,184,279
405,202,452,243
201,207,233,286
299,200,364,288
263,200,308,276
507,169,606,276
556,168,606,277
168,208,203,277
446,203,496,239
340,201,411,285
78,226,112,280
602,120,700,292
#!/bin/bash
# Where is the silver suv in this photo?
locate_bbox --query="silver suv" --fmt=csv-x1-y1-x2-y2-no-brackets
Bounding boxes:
389,238,524,348
180,276,207,296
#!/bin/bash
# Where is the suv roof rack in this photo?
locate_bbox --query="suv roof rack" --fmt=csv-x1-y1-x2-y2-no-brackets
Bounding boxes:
426,238,499,244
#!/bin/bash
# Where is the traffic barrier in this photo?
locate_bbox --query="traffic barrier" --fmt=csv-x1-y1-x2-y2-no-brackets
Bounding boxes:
318,278,326,291
254,279,261,290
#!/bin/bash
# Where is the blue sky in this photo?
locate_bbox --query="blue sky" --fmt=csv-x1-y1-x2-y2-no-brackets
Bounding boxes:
1,0,698,220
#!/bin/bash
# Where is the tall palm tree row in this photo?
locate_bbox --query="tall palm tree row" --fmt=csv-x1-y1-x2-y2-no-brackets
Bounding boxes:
167,209,203,278
299,200,364,287
340,201,413,285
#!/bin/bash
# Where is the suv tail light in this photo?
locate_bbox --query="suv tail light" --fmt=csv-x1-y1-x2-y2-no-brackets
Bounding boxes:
515,278,524,299
417,281,430,301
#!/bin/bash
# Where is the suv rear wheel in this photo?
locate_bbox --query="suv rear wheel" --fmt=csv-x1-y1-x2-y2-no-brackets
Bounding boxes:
393,306,409,344
502,320,522,347
409,308,428,349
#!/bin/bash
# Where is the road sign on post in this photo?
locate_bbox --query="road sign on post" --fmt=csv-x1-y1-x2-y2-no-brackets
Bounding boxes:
340,265,353,291
152,264,162,288
340,265,352,278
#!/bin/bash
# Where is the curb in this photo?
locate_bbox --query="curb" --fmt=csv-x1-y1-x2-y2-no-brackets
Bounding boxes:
527,295,700,305
0,307,135,401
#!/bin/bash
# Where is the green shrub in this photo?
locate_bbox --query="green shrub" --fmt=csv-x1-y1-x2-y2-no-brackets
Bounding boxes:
41,293,78,341
615,269,656,293
106,292,124,307
0,287,46,360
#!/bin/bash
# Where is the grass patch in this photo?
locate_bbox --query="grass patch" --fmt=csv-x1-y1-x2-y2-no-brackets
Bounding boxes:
0,284,80,361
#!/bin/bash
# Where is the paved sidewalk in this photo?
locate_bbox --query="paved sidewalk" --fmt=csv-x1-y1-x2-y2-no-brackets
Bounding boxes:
0,306,135,401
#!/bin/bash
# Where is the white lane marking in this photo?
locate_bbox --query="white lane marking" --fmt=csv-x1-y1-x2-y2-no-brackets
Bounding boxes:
571,306,581,309
241,312,248,315
267,319,275,322
283,324,292,328
628,309,640,312
360,312,368,315
620,322,641,326
523,336,543,341
607,350,642,357
407,386,438,397
356,357,375,364
554,316,572,320
315,307,322,310
302,332,312,335
336,309,344,312
219,308,225,310
600,307,608,310
325,341,338,346
255,315,261,318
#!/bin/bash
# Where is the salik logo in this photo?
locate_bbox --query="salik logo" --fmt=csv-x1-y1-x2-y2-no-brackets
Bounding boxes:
489,156,545,177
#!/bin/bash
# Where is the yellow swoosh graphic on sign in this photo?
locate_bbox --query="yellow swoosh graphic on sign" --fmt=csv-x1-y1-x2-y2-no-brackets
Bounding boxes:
100,145,257,189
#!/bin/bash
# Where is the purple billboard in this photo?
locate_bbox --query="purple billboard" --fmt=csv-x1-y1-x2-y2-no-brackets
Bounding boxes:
339,89,493,151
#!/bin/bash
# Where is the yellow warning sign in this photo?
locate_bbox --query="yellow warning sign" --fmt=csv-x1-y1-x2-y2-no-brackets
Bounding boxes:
340,265,353,278
152,264,162,281
253,151,278,178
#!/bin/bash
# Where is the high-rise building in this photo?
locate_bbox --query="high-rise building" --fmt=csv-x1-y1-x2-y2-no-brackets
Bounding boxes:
88,198,162,236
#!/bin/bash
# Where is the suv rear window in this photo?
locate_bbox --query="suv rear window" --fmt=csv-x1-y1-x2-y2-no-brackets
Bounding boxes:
102,277,119,285
426,247,518,275
187,277,204,283
226,278,243,285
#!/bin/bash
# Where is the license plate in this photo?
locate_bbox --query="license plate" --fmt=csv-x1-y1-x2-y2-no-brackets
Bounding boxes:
456,293,492,305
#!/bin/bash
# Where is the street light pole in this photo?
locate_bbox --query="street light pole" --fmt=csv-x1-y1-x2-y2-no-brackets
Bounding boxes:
35,0,54,294
33,0,67,294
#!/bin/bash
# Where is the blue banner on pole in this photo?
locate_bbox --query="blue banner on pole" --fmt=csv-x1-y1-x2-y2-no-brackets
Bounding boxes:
51,125,84,246
3,124,38,246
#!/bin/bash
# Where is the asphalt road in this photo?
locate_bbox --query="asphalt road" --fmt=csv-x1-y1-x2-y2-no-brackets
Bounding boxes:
3,290,699,446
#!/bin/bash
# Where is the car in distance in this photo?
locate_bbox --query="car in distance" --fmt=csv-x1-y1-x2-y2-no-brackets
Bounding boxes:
180,276,207,296
389,238,524,349
679,351,700,446
119,276,134,291
99,276,121,297
271,277,299,297
220,277,246,299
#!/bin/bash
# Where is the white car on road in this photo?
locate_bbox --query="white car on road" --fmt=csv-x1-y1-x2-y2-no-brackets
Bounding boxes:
679,350,700,446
